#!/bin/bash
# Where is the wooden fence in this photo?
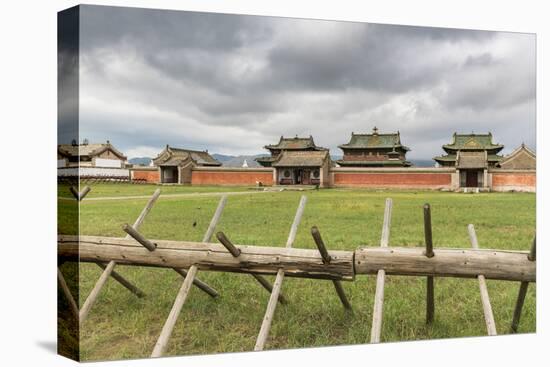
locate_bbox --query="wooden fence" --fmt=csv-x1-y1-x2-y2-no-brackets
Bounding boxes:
58,187,536,356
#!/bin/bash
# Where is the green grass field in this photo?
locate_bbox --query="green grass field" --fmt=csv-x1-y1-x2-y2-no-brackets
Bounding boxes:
59,184,536,361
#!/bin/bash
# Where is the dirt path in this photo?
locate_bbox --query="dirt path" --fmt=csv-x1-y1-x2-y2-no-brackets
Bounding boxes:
59,190,271,201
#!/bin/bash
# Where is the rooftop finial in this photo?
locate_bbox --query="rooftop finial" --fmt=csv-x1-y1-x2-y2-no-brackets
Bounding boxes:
373,126,379,135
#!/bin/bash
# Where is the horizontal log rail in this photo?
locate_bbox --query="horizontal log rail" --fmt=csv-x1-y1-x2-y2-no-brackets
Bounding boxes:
355,247,534,282
59,234,354,281
58,235,535,282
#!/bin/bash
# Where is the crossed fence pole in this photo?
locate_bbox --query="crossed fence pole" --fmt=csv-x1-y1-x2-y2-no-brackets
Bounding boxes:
59,190,536,354
58,186,220,327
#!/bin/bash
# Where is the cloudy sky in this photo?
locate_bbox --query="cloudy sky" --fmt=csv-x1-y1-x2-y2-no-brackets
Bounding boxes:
75,5,535,160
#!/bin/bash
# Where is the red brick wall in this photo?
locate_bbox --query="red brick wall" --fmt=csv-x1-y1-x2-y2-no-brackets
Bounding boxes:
131,169,160,183
332,170,452,189
491,171,536,192
191,169,273,186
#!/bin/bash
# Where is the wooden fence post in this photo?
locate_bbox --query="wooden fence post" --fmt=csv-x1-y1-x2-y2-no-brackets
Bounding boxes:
468,224,497,336
149,195,228,357
370,198,392,343
216,231,288,304
311,226,352,310
424,204,435,325
254,195,307,351
57,268,79,320
511,237,536,333
151,265,198,357
79,188,159,324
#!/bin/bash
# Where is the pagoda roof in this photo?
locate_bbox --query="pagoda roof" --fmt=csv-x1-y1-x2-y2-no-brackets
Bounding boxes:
497,143,536,169
264,135,327,151
442,132,503,152
338,127,410,151
153,145,221,167
272,150,329,167
58,140,127,160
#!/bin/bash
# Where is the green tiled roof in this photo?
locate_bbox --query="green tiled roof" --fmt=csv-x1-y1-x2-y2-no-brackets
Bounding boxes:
339,129,409,151
443,133,503,152
433,154,457,162
336,160,411,167
265,136,327,151
272,150,329,167
487,154,504,161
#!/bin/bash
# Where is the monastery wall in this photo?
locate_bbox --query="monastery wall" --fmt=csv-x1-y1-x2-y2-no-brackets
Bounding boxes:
330,167,456,189
489,170,536,192
130,167,160,183
191,167,274,186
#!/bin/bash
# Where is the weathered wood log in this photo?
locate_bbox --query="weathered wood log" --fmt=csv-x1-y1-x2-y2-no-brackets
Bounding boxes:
311,226,352,310
255,195,307,351
167,195,227,298
424,203,435,325
510,237,536,333
468,224,497,336
216,231,241,257
150,196,228,358
426,277,434,324
370,269,386,343
79,260,116,324
251,274,288,305
57,268,79,320
59,235,534,282
202,195,227,243
254,269,285,351
125,188,161,240
90,188,161,298
123,224,157,251
370,198,393,344
59,235,353,281
151,265,198,357
217,231,287,304
528,237,536,262
70,185,91,201
355,247,535,282
510,282,529,333
96,263,145,298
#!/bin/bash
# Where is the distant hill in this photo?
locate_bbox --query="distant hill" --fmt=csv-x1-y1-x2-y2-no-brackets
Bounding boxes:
410,159,436,167
128,157,152,166
212,153,268,167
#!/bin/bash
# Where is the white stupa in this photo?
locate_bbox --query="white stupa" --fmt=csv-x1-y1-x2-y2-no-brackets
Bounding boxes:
242,159,249,168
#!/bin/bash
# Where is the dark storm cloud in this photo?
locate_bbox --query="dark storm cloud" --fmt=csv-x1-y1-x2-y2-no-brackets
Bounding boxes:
77,5,535,159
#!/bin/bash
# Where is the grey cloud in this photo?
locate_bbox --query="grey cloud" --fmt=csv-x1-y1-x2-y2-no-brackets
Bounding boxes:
76,5,536,159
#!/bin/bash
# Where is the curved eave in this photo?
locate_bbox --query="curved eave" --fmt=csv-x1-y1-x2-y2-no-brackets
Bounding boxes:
442,144,504,151
336,160,411,167
339,144,409,151
255,156,276,162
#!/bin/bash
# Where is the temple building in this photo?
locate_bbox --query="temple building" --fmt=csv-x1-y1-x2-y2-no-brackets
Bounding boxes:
272,150,331,187
255,135,328,167
58,139,127,168
434,132,504,188
336,127,411,167
153,145,221,184
497,143,536,170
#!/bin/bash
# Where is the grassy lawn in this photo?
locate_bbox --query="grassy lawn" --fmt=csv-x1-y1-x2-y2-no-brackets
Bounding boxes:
58,183,252,199
64,187,536,361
